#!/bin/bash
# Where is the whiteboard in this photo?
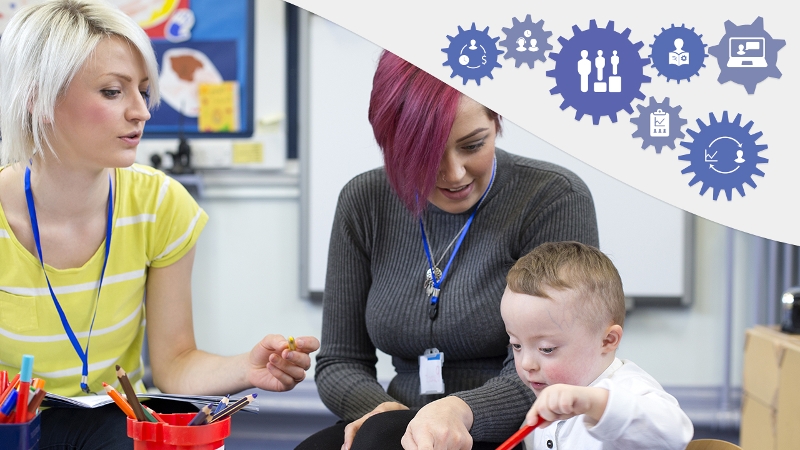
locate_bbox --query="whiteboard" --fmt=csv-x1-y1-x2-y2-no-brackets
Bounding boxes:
301,15,691,303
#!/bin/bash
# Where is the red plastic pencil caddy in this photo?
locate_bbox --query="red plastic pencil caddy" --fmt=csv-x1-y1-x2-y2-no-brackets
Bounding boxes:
126,413,231,450
0,413,41,450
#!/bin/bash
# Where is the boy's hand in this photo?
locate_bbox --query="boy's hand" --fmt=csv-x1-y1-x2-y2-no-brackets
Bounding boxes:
525,385,609,428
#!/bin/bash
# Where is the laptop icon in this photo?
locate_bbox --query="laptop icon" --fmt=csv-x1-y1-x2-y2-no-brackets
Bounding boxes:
727,37,767,67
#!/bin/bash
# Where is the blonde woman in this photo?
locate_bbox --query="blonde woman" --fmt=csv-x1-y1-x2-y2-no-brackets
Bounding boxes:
0,1,318,447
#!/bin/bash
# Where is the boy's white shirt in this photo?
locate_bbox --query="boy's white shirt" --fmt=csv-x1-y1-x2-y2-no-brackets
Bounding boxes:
524,358,694,450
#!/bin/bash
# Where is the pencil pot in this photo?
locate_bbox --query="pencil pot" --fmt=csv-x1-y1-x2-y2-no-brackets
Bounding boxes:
0,413,41,450
127,413,231,450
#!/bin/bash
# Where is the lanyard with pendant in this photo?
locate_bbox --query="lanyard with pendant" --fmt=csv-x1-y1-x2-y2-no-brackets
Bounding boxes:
419,156,496,321
24,166,114,394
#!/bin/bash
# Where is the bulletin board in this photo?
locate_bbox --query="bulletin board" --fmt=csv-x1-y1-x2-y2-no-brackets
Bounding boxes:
0,0,255,138
138,0,255,138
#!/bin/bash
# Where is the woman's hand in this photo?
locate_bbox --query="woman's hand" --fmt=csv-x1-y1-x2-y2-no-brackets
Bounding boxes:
342,401,409,450
400,396,473,450
247,335,320,392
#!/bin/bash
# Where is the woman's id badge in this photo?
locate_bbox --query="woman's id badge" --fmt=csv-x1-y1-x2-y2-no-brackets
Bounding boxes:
419,348,445,395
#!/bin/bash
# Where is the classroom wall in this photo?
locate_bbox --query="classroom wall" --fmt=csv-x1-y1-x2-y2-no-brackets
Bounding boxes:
172,1,757,395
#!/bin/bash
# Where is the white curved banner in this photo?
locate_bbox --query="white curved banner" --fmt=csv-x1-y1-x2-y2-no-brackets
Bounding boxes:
289,0,799,246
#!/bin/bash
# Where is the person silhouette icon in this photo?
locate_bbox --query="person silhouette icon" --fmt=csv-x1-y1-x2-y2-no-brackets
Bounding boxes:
737,44,746,55
611,50,619,75
469,39,478,50
516,37,526,51
578,50,591,92
528,38,538,52
669,38,690,66
735,150,746,163
674,38,684,53
595,49,606,81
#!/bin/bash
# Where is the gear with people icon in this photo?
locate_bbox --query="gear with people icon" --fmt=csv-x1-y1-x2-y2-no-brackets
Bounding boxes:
630,97,688,153
678,111,768,201
442,23,503,86
547,20,651,125
498,15,553,69
707,17,785,94
649,24,707,83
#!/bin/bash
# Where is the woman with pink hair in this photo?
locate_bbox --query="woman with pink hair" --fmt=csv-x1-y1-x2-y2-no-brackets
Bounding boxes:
297,51,598,450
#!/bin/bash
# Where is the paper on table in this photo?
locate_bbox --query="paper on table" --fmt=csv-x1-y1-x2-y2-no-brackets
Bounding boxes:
42,392,258,413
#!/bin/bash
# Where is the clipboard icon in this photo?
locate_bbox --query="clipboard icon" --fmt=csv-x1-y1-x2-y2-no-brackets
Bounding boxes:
650,109,669,137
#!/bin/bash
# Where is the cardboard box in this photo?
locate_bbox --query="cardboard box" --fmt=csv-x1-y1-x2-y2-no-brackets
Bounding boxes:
741,326,800,450
741,394,775,450
776,340,800,450
742,326,800,406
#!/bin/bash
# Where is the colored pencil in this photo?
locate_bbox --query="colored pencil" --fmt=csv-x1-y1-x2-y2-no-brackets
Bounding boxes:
0,371,7,390
0,389,18,423
209,393,257,423
495,416,547,450
115,365,147,421
187,405,212,426
26,388,45,414
140,405,159,423
0,374,20,408
32,378,45,391
287,336,297,351
102,382,136,419
144,405,166,423
15,355,33,423
211,395,230,415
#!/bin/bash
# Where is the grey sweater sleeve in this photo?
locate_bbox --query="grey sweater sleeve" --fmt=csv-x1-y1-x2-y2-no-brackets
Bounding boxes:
314,182,398,421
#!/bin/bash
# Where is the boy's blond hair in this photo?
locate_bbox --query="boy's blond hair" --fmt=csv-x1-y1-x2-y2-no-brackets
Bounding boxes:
507,241,625,330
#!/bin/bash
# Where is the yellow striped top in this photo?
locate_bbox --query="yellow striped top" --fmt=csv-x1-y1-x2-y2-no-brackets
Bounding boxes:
0,164,208,396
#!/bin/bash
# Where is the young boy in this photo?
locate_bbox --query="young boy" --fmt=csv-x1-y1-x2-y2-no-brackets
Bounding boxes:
500,241,693,449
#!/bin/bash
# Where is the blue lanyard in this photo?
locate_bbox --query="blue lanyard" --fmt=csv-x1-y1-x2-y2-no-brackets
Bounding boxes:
24,167,114,393
419,157,496,320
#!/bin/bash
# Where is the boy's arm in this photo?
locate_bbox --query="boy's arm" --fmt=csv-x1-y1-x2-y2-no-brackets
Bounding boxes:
524,384,609,428
583,377,693,450
526,380,693,450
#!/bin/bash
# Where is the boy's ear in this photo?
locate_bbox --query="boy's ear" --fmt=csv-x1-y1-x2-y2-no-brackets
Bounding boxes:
600,324,623,354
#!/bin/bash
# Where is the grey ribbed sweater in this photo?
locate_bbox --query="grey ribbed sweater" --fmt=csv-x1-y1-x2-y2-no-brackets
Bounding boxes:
315,149,599,442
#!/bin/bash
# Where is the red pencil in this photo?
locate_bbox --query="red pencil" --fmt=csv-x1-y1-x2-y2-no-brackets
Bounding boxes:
0,374,20,406
495,416,547,450
0,371,7,390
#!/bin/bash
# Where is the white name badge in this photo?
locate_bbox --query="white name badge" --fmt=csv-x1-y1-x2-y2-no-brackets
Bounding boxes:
419,348,445,395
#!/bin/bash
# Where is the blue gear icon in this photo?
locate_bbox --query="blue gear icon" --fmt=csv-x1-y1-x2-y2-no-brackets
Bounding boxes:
630,97,688,153
547,20,651,125
442,23,503,86
499,15,553,69
707,17,786,94
679,112,768,200
649,24,707,83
